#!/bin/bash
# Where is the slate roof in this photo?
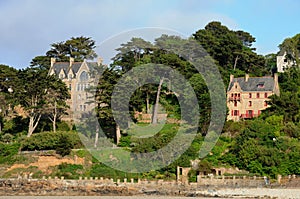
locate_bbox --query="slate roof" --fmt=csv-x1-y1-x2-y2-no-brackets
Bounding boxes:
228,76,275,92
51,61,98,77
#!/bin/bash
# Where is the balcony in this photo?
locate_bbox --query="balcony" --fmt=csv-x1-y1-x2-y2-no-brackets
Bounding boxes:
240,114,259,119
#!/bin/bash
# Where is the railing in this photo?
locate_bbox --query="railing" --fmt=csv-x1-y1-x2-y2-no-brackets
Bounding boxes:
240,114,259,119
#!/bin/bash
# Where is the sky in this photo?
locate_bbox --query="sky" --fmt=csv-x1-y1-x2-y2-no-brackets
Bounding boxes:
0,0,300,69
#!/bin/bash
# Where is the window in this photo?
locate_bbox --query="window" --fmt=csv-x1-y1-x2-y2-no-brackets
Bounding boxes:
247,110,253,117
80,71,89,82
248,101,252,107
256,93,260,98
249,93,252,98
59,74,64,79
264,101,268,107
69,84,71,91
68,74,72,80
234,110,239,116
264,93,268,98
257,82,265,88
284,58,287,63
234,101,237,107
231,93,234,97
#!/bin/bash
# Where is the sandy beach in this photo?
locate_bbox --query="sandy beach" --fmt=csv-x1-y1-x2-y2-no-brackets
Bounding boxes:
0,188,299,199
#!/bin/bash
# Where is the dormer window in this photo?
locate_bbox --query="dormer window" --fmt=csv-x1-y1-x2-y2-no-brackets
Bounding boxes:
68,74,73,80
257,82,264,88
59,74,64,79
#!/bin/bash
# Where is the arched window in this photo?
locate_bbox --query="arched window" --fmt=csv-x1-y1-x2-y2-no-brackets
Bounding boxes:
80,71,89,82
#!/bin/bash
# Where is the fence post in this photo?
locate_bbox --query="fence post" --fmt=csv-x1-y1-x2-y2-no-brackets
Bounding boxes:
277,175,282,184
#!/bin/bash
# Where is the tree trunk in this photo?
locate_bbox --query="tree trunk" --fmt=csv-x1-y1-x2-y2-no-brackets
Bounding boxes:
53,117,56,133
151,77,164,124
27,113,41,137
94,125,99,148
53,101,57,132
146,92,150,114
116,123,121,145
233,55,239,71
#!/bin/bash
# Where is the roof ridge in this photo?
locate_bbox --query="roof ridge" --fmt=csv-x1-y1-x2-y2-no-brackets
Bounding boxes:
233,76,273,79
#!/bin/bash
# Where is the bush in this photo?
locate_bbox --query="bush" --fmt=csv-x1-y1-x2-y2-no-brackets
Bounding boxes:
55,163,84,179
0,142,20,164
55,134,73,156
56,121,71,131
20,131,83,151
90,163,139,180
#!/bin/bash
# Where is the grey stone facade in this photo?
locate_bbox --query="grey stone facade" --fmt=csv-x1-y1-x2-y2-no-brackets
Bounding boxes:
48,57,104,122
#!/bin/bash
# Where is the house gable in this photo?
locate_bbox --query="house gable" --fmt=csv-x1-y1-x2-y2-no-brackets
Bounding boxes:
227,74,279,121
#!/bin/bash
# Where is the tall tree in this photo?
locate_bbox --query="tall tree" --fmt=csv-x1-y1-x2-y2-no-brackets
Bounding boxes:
44,75,70,132
31,36,97,70
46,36,97,62
15,68,50,137
193,21,267,76
0,65,18,133
278,33,300,66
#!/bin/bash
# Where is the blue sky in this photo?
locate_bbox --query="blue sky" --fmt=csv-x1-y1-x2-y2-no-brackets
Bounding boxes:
0,0,300,69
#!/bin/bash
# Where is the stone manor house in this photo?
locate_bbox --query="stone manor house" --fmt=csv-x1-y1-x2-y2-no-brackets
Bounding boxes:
48,57,103,121
227,74,280,121
48,57,280,123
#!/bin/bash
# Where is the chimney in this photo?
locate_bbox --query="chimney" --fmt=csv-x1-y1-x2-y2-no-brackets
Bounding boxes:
69,57,74,67
245,74,249,82
50,58,56,67
230,74,234,82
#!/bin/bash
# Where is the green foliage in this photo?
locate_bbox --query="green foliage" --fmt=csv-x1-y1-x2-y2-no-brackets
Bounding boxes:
55,163,84,179
1,133,13,143
20,131,83,152
89,163,139,180
72,149,90,158
0,142,20,164
279,33,300,65
3,166,42,178
222,120,300,177
193,21,267,76
56,121,71,131
264,67,300,123
45,36,97,62
55,134,73,156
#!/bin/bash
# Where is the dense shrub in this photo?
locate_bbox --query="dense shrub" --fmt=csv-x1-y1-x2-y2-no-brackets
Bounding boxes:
0,142,20,164
20,131,83,152
55,134,73,156
90,163,139,180
222,120,300,178
55,163,84,179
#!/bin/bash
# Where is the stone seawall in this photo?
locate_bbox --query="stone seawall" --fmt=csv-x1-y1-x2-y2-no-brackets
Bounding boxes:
0,175,299,196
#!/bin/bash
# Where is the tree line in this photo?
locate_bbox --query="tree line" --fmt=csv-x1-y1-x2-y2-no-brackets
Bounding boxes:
0,21,299,178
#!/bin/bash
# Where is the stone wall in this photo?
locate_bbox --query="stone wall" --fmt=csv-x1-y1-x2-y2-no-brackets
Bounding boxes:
0,175,299,196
